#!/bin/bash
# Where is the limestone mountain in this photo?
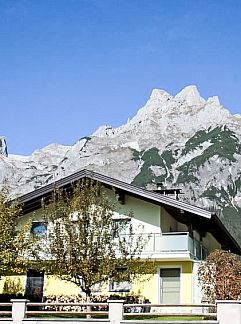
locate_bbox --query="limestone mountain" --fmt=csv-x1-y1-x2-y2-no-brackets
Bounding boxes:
1,85,241,244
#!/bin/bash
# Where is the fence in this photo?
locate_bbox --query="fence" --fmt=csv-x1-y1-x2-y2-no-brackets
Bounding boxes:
0,299,240,324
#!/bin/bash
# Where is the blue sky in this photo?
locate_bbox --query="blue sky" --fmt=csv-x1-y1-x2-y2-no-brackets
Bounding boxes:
1,0,241,155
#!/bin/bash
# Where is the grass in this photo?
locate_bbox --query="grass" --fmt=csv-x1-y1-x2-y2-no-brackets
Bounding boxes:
124,315,206,321
26,313,207,321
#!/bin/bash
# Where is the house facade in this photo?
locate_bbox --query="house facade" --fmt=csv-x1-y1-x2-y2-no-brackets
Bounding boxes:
1,169,240,304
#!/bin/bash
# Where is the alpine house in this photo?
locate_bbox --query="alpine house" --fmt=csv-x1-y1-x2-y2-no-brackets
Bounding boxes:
2,169,240,304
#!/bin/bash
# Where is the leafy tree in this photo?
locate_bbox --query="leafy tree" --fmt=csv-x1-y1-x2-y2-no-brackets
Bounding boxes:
0,188,32,278
41,179,154,297
198,249,241,302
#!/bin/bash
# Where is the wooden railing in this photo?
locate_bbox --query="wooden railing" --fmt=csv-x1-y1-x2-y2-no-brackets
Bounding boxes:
123,303,216,318
0,299,217,320
24,302,216,318
26,301,109,317
10,299,241,324
0,303,12,318
3,299,241,324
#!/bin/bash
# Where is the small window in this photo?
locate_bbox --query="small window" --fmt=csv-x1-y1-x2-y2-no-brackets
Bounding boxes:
109,280,131,292
113,217,131,236
91,283,102,293
31,222,47,237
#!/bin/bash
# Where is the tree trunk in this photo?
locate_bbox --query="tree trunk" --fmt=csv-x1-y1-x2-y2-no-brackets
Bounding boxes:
86,292,92,319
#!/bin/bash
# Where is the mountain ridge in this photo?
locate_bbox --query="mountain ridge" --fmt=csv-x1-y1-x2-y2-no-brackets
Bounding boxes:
1,85,241,245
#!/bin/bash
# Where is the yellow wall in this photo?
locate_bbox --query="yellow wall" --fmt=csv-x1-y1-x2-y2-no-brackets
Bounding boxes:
161,208,188,233
130,261,193,303
0,274,80,296
17,190,219,257
0,261,193,303
16,208,45,231
0,275,25,294
47,260,193,303
44,276,80,295
21,190,161,234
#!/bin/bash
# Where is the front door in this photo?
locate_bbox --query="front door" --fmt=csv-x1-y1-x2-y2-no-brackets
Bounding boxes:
160,268,180,304
25,269,44,301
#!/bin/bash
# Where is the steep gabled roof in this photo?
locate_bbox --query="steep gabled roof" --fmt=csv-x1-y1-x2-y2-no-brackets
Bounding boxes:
17,169,241,255
18,169,211,217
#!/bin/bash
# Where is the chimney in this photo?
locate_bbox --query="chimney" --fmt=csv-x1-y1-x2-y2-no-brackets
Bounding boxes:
152,183,182,200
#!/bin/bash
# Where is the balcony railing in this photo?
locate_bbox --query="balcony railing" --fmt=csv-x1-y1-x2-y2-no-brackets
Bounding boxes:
38,231,207,261
127,232,207,260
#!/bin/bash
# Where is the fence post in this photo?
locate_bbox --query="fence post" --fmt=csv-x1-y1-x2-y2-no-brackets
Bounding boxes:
216,300,241,324
108,300,124,324
10,299,28,323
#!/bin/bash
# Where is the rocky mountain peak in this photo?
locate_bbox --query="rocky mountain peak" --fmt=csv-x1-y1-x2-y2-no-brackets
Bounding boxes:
133,88,172,119
207,95,220,106
90,85,236,144
175,85,206,107
149,88,172,100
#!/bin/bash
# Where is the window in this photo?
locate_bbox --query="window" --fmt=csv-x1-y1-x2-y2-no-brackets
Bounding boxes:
91,283,102,293
112,217,131,237
109,267,131,292
160,268,180,304
31,222,47,237
109,280,131,292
